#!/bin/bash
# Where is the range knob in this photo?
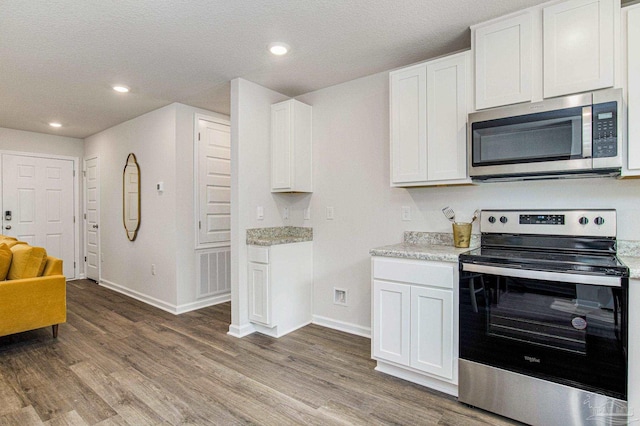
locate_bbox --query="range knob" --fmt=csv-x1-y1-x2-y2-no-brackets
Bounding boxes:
594,216,605,226
488,216,496,224
500,216,508,224
578,217,589,225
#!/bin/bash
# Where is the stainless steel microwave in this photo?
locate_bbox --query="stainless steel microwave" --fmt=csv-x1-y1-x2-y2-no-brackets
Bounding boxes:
468,89,623,181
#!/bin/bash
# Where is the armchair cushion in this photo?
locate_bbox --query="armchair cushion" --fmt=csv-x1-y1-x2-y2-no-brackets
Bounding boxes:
8,244,47,280
0,243,11,280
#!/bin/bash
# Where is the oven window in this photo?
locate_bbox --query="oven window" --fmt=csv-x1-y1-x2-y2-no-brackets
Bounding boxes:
486,277,617,354
472,106,583,166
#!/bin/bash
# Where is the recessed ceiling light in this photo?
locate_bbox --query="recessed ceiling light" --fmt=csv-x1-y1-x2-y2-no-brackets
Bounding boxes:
112,85,130,93
268,42,290,56
49,122,62,128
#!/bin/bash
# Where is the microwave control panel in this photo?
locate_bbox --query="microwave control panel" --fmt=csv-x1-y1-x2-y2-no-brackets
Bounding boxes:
592,101,617,158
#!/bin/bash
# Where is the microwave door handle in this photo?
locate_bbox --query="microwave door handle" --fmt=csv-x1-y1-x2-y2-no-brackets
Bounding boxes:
582,106,592,158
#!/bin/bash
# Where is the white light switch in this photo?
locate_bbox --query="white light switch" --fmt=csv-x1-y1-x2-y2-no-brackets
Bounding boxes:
257,206,264,220
402,206,411,221
326,206,335,220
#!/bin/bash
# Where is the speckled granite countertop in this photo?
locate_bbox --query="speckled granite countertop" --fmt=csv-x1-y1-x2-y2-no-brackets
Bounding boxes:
370,232,479,262
370,235,640,277
246,226,312,246
618,241,640,279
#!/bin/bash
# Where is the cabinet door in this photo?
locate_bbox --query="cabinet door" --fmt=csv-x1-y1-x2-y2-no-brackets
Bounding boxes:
390,64,428,184
475,12,533,109
426,52,469,182
271,101,292,191
627,6,640,172
248,262,271,325
543,0,614,98
410,286,454,380
372,280,410,366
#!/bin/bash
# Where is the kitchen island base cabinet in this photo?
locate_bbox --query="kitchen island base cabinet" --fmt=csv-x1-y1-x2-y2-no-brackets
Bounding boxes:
248,241,312,338
371,257,458,396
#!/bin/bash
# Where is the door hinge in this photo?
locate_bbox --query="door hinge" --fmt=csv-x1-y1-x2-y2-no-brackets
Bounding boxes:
73,170,76,177
73,216,76,223
83,170,86,177
74,261,76,269
198,132,201,141
84,256,87,262
198,221,202,230
83,213,87,220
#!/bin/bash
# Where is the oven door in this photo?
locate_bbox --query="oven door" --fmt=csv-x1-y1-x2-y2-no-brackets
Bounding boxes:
459,263,627,400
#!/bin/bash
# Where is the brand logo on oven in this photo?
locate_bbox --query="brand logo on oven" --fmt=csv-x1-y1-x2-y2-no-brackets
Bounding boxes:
524,356,541,363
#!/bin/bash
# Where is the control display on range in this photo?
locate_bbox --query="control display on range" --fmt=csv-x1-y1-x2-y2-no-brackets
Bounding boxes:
519,214,565,225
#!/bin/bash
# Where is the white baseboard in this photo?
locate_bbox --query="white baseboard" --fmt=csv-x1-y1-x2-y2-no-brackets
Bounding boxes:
227,323,255,338
312,314,371,338
99,279,230,315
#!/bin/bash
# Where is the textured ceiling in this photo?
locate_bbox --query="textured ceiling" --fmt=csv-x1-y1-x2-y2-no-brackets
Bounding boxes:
2,0,567,138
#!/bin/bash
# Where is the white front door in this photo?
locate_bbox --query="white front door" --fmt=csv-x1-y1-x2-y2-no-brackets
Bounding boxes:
1,154,76,278
84,157,100,281
197,118,231,247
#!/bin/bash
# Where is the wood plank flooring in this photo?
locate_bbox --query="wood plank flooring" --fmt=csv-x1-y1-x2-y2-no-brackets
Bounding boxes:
0,280,519,425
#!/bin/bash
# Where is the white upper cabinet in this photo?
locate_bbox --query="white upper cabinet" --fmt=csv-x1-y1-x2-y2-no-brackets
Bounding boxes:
472,0,619,110
543,0,615,98
390,64,428,184
624,4,640,175
390,51,471,187
271,99,312,193
474,12,533,109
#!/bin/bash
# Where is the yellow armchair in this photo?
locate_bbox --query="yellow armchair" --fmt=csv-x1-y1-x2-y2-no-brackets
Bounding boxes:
0,256,66,338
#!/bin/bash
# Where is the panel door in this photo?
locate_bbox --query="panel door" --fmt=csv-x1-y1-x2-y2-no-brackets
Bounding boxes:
426,52,469,182
627,6,640,172
474,12,533,109
84,156,100,281
197,118,231,247
390,64,428,184
372,279,410,366
410,286,454,380
248,262,271,326
543,0,615,98
271,101,292,191
2,154,75,278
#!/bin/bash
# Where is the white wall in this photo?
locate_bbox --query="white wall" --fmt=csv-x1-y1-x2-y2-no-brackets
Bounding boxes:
297,70,640,335
174,103,229,306
84,105,179,307
229,78,292,336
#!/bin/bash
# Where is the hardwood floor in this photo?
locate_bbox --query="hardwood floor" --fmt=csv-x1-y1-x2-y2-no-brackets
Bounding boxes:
0,280,518,425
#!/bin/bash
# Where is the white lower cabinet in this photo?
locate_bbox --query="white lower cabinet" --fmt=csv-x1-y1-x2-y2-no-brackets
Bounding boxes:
247,242,312,338
372,257,458,396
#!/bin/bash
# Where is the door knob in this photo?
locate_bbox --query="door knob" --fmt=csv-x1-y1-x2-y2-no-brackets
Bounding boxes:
4,225,11,230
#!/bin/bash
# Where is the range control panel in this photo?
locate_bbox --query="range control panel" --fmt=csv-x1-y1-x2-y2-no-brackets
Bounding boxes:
481,209,616,237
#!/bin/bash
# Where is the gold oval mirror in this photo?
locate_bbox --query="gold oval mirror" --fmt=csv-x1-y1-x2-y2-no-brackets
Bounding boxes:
123,153,140,241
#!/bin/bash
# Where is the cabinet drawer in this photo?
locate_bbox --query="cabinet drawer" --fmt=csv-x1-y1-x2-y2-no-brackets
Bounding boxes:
373,257,453,288
248,246,269,264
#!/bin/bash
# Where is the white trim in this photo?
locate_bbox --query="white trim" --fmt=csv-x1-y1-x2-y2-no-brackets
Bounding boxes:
83,156,100,282
227,322,256,338
193,113,231,250
99,278,230,315
375,361,458,397
0,150,81,280
312,314,372,338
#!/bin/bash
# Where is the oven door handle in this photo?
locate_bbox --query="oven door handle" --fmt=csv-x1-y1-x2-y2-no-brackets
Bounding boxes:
460,263,623,287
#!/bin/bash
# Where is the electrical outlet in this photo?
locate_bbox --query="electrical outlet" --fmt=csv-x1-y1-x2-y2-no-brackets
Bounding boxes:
151,264,156,275
326,206,335,220
283,207,289,220
257,206,264,220
402,206,411,221
333,288,348,306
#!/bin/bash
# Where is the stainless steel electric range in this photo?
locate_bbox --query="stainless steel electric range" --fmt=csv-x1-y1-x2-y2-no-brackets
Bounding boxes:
458,209,629,426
